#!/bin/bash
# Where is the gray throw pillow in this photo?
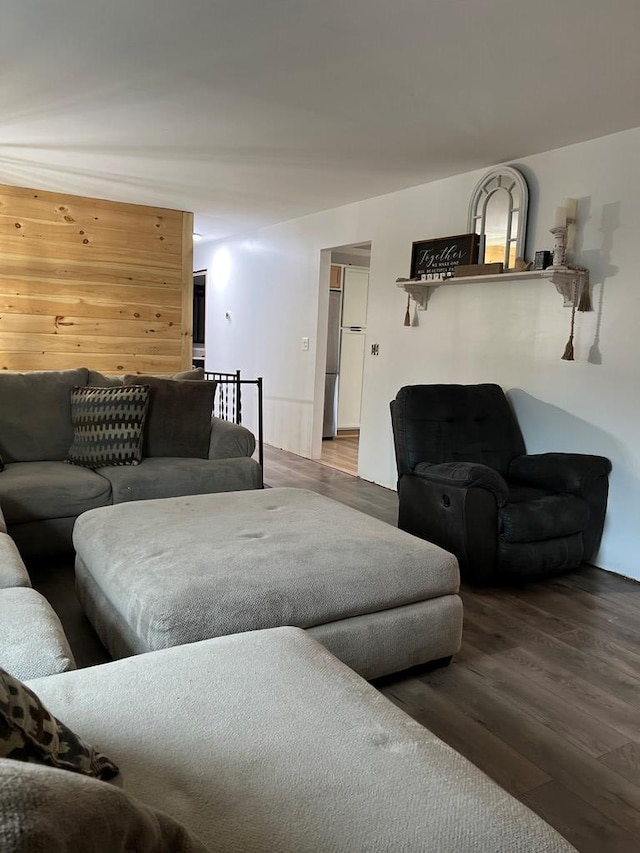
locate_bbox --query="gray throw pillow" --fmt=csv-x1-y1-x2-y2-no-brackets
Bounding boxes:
0,760,210,852
0,667,118,780
171,367,205,381
146,368,206,381
123,375,216,458
67,386,150,469
86,370,124,388
0,368,89,463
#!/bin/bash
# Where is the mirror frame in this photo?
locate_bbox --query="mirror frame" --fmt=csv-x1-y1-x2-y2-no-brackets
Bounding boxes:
467,165,529,270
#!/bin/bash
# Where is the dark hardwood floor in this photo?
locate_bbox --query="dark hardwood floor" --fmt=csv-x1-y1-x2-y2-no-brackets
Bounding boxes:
265,441,397,525
32,443,640,852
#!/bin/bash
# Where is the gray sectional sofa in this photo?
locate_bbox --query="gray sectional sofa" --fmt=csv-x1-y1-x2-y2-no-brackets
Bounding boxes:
0,505,576,851
16,627,576,853
0,367,262,560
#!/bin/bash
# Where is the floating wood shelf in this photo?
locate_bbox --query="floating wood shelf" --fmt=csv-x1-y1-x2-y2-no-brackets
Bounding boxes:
396,268,589,310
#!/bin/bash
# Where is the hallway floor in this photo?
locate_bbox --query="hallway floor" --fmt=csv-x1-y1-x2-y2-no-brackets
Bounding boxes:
320,433,359,476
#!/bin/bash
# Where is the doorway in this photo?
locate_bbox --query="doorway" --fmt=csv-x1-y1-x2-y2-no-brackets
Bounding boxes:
192,270,206,368
319,242,371,476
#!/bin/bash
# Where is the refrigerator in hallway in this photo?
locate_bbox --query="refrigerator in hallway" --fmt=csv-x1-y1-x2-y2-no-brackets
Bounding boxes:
323,289,342,439
336,328,366,429
337,267,368,431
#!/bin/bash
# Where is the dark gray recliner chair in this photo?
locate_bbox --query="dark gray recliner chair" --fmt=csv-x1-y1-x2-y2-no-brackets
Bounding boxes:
390,384,611,585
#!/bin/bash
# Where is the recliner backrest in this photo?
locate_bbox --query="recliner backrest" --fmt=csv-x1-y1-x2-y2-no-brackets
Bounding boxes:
391,384,526,478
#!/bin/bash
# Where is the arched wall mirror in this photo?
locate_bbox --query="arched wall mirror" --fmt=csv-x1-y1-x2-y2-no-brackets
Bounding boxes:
468,165,528,270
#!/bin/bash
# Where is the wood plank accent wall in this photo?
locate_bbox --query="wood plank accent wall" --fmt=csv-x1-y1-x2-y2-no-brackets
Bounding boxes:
0,183,194,374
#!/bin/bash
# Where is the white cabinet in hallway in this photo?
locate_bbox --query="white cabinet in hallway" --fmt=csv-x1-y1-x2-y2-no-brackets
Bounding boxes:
341,268,369,328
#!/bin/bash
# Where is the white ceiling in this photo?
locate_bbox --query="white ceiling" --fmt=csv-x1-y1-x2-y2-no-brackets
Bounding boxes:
3,0,640,240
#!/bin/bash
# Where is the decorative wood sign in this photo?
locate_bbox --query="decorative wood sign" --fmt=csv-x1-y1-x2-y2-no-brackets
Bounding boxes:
410,233,479,280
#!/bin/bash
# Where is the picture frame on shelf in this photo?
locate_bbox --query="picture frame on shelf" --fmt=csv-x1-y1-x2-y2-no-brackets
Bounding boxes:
410,233,479,280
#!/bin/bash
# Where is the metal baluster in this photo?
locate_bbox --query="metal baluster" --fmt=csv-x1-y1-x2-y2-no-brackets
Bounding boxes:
201,372,263,487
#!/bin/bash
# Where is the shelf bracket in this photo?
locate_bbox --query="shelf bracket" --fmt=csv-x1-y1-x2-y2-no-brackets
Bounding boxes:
543,265,590,309
396,279,440,310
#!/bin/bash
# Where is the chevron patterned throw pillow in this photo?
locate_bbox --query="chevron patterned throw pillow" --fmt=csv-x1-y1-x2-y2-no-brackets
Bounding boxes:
67,385,150,469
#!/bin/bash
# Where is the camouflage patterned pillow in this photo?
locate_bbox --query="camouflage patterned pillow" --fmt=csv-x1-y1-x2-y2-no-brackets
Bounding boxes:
0,667,118,780
0,760,210,853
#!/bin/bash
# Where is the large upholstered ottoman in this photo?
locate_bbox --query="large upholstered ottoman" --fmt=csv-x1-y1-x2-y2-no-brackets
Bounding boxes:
73,487,463,678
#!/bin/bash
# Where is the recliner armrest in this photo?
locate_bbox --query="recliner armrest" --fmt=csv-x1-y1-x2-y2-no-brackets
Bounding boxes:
413,462,509,507
508,453,611,497
208,417,256,459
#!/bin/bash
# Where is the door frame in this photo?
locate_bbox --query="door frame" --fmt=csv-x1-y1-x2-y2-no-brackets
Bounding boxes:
310,244,371,469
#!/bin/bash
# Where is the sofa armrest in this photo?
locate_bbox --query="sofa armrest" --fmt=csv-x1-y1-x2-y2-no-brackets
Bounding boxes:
208,417,256,460
0,588,76,678
0,534,32,589
398,467,502,585
508,453,611,497
414,462,509,507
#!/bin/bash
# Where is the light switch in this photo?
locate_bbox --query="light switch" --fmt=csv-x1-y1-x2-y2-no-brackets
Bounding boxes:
301,337,310,351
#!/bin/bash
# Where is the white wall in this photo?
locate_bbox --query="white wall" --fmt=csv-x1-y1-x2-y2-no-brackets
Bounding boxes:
195,126,640,580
